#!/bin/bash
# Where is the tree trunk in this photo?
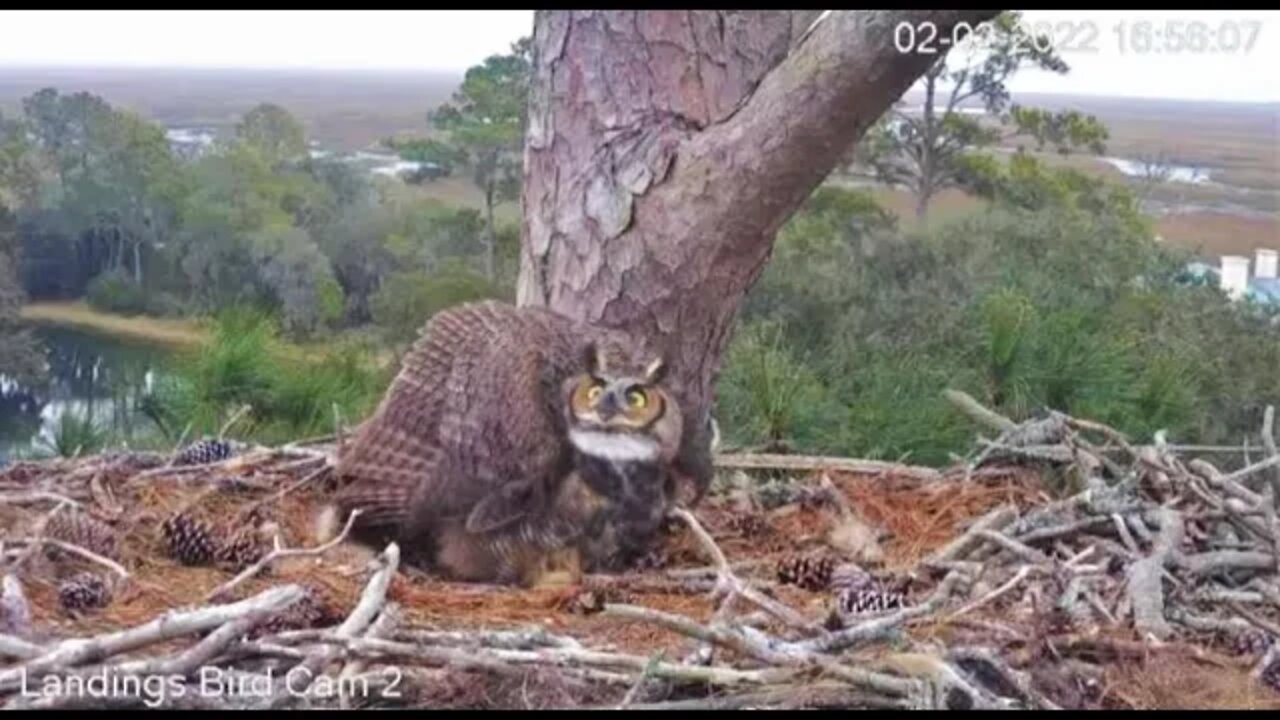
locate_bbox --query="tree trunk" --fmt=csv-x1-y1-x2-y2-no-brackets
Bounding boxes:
914,182,933,223
517,10,999,496
483,180,496,282
132,240,143,286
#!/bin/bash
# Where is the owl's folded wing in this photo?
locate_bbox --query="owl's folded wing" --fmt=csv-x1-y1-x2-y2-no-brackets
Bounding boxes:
333,302,502,529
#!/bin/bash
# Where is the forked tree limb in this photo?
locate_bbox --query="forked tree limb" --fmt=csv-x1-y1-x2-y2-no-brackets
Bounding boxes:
520,10,1003,459
203,508,362,603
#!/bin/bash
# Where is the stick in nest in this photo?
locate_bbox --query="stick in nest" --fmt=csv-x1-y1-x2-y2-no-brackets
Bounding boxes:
337,602,402,709
203,509,362,603
1126,507,1183,640
269,542,399,708
669,507,822,637
13,536,130,583
946,565,1035,621
6,609,279,710
0,584,306,692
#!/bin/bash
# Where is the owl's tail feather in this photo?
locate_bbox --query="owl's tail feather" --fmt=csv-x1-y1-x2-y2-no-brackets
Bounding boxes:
331,469,420,530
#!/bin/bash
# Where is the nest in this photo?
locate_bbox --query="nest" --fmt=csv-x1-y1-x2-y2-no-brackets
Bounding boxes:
1,397,1279,710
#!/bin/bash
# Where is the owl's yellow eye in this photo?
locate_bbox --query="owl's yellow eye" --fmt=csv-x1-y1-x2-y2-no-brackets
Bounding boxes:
626,388,648,409
586,384,603,403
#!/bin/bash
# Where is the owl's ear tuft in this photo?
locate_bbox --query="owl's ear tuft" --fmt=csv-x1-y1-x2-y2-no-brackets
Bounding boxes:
582,342,607,378
644,356,668,384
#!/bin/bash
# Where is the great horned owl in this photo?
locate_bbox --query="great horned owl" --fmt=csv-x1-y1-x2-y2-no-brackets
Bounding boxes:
332,301,688,586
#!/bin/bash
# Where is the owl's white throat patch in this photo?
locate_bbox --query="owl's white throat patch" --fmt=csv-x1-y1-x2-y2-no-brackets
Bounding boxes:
569,429,659,463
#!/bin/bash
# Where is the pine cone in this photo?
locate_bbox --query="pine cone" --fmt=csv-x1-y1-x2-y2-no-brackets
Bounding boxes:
1263,657,1280,694
58,572,111,612
161,512,220,566
776,554,836,592
250,586,335,638
836,584,906,616
727,513,771,538
173,438,234,467
215,528,266,572
1232,630,1276,656
44,510,120,561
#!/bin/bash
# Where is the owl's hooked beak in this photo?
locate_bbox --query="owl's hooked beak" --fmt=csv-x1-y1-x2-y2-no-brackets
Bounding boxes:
594,388,625,422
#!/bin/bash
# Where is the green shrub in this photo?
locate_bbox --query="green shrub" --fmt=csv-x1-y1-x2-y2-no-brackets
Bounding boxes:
718,156,1280,466
35,409,107,458
86,270,149,315
144,307,388,444
716,322,838,453
371,260,500,346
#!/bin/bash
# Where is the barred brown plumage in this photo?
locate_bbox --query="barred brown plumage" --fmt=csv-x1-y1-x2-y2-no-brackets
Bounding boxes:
58,572,111,612
332,300,695,586
160,512,220,566
44,509,119,561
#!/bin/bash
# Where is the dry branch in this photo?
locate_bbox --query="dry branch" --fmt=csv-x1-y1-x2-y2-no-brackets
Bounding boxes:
714,453,942,483
270,542,399,708
0,584,305,692
203,508,362,602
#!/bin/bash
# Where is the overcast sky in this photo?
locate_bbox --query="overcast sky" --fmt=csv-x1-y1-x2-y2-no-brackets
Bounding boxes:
0,10,1276,103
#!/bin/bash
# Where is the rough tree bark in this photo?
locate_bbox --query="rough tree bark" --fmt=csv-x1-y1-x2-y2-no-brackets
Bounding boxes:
517,10,1001,497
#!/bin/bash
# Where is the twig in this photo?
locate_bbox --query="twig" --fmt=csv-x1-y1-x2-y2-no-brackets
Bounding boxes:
164,422,194,468
1225,599,1280,639
1261,405,1280,507
792,572,965,654
1013,516,1110,545
337,602,402,709
0,634,44,661
19,608,276,710
203,509,362,603
272,543,399,707
1,575,31,641
1178,550,1275,577
669,507,821,636
947,646,1062,710
1126,508,1183,640
315,633,789,687
713,453,942,483
616,651,665,708
1219,454,1280,490
976,530,1053,566
623,684,912,710
15,537,130,582
7,499,74,573
947,565,1034,621
943,389,1017,433
925,505,1018,565
0,492,81,508
1111,513,1141,554
218,403,253,440
0,584,305,691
